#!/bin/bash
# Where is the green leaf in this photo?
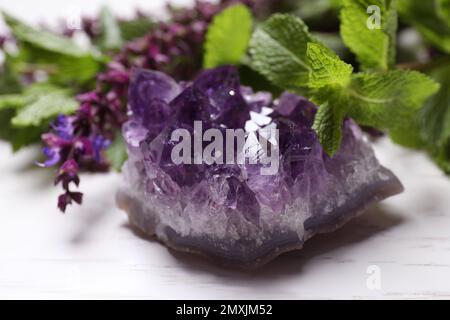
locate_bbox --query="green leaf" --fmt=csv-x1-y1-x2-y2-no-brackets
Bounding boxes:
389,115,424,149
347,70,440,133
340,0,397,71
106,133,128,171
119,17,154,41
0,83,76,150
0,56,22,94
99,6,123,50
11,87,78,127
247,11,441,159
0,82,59,111
306,42,353,88
398,0,450,54
419,62,450,173
0,94,29,110
0,108,44,151
312,32,348,58
204,4,252,68
2,12,103,86
249,14,313,88
15,45,103,85
438,0,450,24
2,12,89,57
313,99,349,156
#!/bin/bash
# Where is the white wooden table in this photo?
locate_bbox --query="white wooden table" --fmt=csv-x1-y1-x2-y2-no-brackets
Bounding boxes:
1,0,450,300
1,137,450,300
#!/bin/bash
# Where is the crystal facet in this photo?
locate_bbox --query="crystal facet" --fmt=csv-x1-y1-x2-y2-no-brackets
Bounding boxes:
117,66,404,268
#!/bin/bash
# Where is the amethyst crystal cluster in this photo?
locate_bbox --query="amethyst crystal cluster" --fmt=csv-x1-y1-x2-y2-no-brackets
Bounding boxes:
117,66,403,268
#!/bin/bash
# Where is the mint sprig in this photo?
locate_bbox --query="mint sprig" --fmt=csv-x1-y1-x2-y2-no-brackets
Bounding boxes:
249,11,439,156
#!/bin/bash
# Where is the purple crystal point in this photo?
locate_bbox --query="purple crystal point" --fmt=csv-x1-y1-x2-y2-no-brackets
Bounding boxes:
117,66,404,268
128,68,181,118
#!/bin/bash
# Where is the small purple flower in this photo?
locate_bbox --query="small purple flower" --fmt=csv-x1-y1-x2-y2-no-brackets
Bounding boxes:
50,115,74,140
36,147,61,168
55,159,80,188
92,135,111,162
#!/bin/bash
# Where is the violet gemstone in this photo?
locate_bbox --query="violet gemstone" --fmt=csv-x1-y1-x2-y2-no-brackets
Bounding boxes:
117,65,404,268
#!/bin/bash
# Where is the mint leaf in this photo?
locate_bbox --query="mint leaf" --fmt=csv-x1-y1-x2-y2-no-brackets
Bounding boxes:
388,114,424,149
2,12,89,57
11,86,78,127
313,99,349,156
419,62,450,172
0,108,44,151
2,12,103,85
15,46,103,85
204,4,252,68
340,0,397,71
438,0,450,24
306,42,353,88
0,94,28,110
398,0,450,54
0,82,58,111
347,70,440,134
249,14,313,88
0,56,22,94
106,132,128,171
0,83,77,150
99,6,123,50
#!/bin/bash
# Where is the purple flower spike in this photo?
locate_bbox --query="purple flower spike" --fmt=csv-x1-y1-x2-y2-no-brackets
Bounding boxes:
41,113,111,212
54,160,83,213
